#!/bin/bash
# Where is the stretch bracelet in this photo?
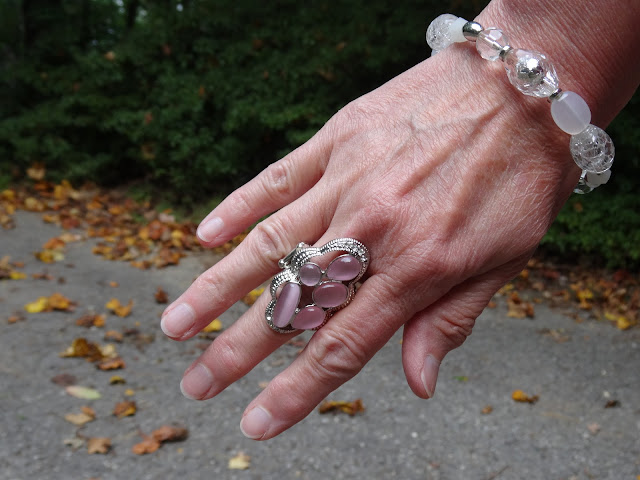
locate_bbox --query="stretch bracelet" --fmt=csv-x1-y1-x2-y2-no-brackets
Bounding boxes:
426,14,615,194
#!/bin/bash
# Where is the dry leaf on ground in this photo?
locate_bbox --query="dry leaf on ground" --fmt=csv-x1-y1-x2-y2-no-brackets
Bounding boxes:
113,400,136,418
65,385,101,400
87,437,111,454
154,287,169,303
60,338,104,361
105,298,134,317
151,425,189,443
64,407,96,426
228,452,251,470
97,356,125,370
132,436,161,455
76,313,106,328
511,389,539,404
202,318,222,333
242,287,264,306
318,399,365,416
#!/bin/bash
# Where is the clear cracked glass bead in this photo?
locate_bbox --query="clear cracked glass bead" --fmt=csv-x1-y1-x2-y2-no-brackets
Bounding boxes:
569,125,615,173
503,49,559,97
426,14,458,51
476,28,509,61
574,171,594,195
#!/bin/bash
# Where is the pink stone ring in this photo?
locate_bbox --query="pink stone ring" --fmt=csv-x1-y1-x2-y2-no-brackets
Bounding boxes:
265,238,370,333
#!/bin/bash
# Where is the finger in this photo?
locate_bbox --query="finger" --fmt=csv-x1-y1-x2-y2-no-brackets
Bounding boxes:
237,274,403,440
401,262,526,400
196,131,333,246
179,290,298,400
161,195,330,341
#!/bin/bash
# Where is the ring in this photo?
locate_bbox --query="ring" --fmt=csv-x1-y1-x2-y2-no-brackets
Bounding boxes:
265,238,370,333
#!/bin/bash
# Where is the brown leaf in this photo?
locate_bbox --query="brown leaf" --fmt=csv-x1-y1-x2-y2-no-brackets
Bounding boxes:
318,398,365,416
132,436,161,455
98,356,125,371
151,425,189,443
154,287,168,304
511,389,539,404
51,373,77,386
104,330,124,342
60,338,104,362
481,405,494,415
64,409,95,426
105,298,133,317
87,437,111,454
113,400,136,418
76,313,106,328
604,399,620,408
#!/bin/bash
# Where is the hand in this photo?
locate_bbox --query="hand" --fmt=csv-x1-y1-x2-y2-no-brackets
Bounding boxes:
160,39,580,440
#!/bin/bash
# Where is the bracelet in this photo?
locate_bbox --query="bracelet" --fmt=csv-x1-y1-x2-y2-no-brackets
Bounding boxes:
426,14,615,194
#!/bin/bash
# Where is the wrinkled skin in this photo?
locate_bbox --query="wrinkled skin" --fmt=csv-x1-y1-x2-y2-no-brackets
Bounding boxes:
160,0,638,440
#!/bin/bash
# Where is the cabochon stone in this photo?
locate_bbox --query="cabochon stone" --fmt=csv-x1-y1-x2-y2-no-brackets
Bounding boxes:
272,282,301,328
291,306,326,330
326,254,361,281
313,282,348,308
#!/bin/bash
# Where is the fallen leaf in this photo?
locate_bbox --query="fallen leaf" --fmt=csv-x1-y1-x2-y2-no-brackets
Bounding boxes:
481,405,493,415
228,452,251,470
98,356,125,371
60,338,103,361
34,249,65,263
154,287,169,303
109,375,126,384
26,163,46,180
202,318,223,333
113,400,136,418
604,399,620,408
105,298,133,317
151,425,188,443
132,436,161,455
507,292,535,318
109,281,119,287
104,330,124,342
51,373,77,386
318,398,365,416
65,385,101,400
87,437,111,454
64,410,95,426
24,296,49,313
63,436,85,450
7,311,25,323
76,313,106,328
242,287,264,306
511,389,539,404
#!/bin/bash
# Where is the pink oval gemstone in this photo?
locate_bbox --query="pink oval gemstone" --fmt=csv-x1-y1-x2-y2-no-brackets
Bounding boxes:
291,306,326,330
326,254,361,281
313,282,348,308
272,282,301,328
299,263,322,286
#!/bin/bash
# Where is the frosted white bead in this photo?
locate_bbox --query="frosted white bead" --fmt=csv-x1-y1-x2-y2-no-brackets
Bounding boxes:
585,169,611,187
570,125,615,173
426,14,458,51
476,28,509,61
449,17,469,43
550,91,592,135
504,49,559,97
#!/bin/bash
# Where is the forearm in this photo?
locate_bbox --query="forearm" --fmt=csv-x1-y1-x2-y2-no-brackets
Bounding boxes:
477,0,640,126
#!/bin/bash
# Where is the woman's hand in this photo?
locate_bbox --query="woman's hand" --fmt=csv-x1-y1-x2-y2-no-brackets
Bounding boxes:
160,39,579,440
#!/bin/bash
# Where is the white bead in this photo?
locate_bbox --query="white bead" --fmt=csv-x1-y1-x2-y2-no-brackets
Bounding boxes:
569,125,615,173
476,28,509,61
550,91,592,135
585,169,611,187
426,14,458,51
503,49,559,97
448,17,469,43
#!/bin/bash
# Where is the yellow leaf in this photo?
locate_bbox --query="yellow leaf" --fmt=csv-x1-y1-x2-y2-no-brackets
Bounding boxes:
511,389,539,404
9,271,27,280
242,287,264,306
616,316,632,330
228,452,251,470
109,375,126,384
318,399,365,416
24,297,49,313
113,400,137,418
34,249,64,263
124,388,135,396
105,298,134,317
65,385,101,399
203,318,223,333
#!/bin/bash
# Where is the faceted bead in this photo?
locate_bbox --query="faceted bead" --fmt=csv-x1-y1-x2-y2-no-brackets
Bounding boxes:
299,263,322,286
573,171,594,195
312,282,348,308
550,91,591,135
585,169,611,187
569,125,615,173
291,306,326,330
326,254,361,281
503,49,559,97
476,28,509,61
426,14,458,51
272,282,301,328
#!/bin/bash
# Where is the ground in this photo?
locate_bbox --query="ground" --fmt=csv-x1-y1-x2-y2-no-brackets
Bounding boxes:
1,191,639,480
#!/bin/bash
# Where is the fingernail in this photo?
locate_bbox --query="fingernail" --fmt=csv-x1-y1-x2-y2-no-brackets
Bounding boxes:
160,303,195,338
197,216,224,243
180,363,214,400
240,406,272,440
421,355,440,399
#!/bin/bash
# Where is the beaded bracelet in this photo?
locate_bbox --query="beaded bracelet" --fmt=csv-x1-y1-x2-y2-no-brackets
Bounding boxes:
426,14,615,194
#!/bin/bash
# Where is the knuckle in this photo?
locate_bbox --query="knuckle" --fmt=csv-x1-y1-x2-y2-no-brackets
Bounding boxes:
306,327,369,385
249,218,290,267
263,160,294,200
192,269,223,303
230,187,255,219
434,309,476,349
212,335,245,379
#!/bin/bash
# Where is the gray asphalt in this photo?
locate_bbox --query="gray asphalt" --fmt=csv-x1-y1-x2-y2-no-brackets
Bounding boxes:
1,211,639,480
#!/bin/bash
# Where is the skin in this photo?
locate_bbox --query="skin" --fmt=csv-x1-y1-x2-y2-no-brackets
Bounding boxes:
161,0,640,440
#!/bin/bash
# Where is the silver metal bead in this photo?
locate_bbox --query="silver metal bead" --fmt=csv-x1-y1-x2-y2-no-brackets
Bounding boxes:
462,21,483,41
547,87,563,103
498,45,513,60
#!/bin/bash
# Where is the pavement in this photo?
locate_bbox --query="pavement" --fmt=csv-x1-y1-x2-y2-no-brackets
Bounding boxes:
1,210,639,480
